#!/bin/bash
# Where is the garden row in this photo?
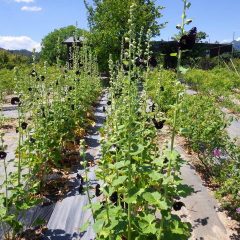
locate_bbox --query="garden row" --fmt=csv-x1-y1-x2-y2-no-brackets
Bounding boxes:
145,68,240,221
184,67,240,114
81,3,197,239
0,43,102,239
81,1,240,238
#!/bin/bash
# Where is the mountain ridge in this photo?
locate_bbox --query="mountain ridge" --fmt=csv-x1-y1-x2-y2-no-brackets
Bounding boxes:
232,40,240,51
0,48,39,58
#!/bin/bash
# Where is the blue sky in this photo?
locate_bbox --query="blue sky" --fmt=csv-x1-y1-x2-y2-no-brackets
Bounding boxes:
0,0,239,51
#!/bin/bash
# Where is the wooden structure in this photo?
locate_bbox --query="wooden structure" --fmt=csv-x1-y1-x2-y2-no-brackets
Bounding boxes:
62,36,84,66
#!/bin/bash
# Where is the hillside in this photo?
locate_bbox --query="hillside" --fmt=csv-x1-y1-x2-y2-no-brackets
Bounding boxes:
9,49,33,57
0,48,31,69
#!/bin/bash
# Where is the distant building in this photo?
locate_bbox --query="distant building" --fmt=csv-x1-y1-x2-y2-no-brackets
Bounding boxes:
151,41,233,68
62,36,84,67
151,41,232,57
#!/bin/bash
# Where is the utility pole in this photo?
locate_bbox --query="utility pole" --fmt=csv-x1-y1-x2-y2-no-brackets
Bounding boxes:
232,32,235,58
218,46,221,68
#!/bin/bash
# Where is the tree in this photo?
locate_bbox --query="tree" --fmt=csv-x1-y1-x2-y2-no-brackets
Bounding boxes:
40,25,87,65
195,31,209,43
84,0,164,71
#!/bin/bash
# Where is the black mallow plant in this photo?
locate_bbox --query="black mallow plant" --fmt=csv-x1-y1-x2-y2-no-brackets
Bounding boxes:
84,3,192,240
0,36,102,238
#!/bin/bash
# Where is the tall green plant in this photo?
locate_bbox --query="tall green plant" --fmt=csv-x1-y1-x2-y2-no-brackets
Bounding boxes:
87,4,191,239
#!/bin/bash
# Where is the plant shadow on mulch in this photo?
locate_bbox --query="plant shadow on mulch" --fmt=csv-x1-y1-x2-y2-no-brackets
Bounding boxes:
42,228,95,240
18,95,107,239
183,153,240,238
229,230,240,240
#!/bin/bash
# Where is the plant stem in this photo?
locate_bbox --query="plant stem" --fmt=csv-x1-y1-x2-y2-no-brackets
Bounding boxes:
158,1,187,238
170,49,182,151
82,145,95,222
17,107,21,186
3,158,8,214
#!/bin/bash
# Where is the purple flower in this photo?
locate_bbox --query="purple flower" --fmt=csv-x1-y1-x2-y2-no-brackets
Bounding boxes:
213,148,221,158
236,207,240,214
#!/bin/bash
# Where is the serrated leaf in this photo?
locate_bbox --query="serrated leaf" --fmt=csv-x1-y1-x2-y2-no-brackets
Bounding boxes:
142,192,155,203
139,214,157,234
114,160,130,169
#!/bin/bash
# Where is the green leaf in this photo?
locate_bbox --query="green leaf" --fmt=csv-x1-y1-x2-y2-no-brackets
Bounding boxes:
170,53,178,57
130,144,145,156
126,187,144,204
114,160,130,169
158,200,168,210
93,219,105,234
112,176,127,187
179,127,190,135
142,191,160,204
142,192,155,203
142,191,168,209
80,220,90,232
179,66,189,74
149,170,162,181
139,214,157,234
17,202,31,210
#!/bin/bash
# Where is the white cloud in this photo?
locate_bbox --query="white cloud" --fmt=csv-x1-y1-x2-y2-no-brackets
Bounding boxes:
15,0,34,3
221,39,231,43
221,37,240,43
0,36,41,52
21,6,42,11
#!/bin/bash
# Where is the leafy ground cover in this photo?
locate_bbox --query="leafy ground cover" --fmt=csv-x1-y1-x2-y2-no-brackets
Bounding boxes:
184,68,240,114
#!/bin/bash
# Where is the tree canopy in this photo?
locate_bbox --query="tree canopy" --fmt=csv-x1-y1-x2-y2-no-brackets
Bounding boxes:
40,25,87,65
84,0,165,71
